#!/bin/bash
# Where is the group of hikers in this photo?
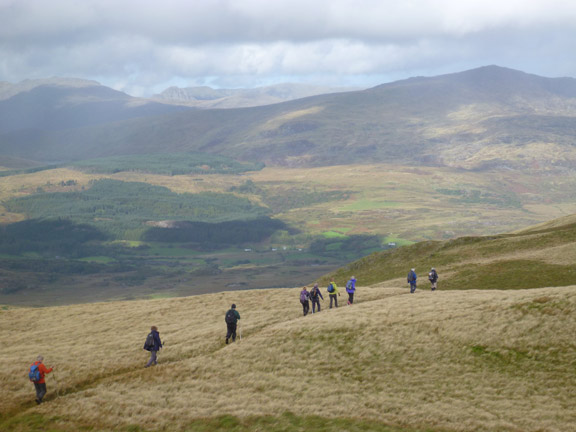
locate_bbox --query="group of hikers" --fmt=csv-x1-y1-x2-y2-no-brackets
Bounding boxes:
407,267,439,293
29,268,438,404
299,276,357,316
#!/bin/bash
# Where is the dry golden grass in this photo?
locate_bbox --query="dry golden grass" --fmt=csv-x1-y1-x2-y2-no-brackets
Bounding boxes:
2,283,576,431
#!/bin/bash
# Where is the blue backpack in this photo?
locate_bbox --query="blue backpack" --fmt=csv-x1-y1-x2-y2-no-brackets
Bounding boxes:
29,363,41,383
327,283,335,293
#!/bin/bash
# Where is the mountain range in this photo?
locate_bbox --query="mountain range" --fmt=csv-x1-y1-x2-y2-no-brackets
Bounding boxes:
1,66,576,170
153,83,361,109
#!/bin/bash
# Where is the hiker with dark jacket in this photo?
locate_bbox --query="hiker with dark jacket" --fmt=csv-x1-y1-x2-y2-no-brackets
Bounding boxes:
144,326,163,367
225,304,241,344
29,355,53,404
327,278,340,308
407,268,417,293
346,276,357,305
310,283,324,313
428,267,439,291
300,286,310,316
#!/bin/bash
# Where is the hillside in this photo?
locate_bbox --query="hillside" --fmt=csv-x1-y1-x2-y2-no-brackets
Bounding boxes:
3,66,576,169
0,78,191,140
1,283,575,431
326,208,576,290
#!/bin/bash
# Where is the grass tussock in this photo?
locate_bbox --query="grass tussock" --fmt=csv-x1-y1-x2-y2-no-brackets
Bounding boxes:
1,284,576,431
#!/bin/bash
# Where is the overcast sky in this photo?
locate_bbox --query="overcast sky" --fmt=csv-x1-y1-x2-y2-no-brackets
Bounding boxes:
1,0,576,96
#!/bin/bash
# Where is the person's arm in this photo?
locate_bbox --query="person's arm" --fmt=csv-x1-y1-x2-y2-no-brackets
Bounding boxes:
155,332,163,349
39,363,53,374
235,310,241,320
319,291,324,300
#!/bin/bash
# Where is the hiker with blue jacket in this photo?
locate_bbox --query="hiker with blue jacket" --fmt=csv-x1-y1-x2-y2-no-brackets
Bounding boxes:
300,286,310,316
309,283,324,313
407,268,417,293
143,326,163,367
225,304,241,344
346,276,357,304
327,277,340,308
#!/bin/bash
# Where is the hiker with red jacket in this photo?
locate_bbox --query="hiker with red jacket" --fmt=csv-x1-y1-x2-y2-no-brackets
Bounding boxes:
29,355,54,404
300,286,310,316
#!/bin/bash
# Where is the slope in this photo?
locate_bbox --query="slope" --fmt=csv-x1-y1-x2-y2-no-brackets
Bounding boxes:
3,66,576,169
326,211,576,290
1,283,575,432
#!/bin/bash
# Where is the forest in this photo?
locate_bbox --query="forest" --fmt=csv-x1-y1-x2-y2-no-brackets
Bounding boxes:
71,153,264,175
5,179,270,239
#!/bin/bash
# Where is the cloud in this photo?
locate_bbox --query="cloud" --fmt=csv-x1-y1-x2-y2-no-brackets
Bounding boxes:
1,0,576,95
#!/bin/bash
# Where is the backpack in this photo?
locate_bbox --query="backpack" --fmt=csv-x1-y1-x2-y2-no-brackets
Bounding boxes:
225,309,237,324
143,332,155,350
310,288,318,299
327,283,335,293
428,270,437,281
28,363,41,383
346,280,353,290
300,291,308,302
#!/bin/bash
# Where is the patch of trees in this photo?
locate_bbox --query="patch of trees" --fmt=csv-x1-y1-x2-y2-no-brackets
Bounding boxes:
143,217,287,246
71,153,264,175
0,218,108,257
5,179,270,240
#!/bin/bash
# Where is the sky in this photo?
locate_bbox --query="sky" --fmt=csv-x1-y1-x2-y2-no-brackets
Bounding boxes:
1,0,576,96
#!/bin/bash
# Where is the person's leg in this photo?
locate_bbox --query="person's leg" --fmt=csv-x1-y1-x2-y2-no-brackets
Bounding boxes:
226,324,232,343
145,350,157,367
301,301,306,315
334,295,338,307
35,383,47,403
349,292,354,304
231,323,237,342
312,300,316,313
305,301,309,315
329,294,334,308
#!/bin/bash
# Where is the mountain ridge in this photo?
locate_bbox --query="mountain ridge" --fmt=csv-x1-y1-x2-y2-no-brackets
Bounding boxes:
2,66,576,169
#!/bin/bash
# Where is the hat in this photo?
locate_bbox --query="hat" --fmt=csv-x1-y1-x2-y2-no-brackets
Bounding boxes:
231,304,236,309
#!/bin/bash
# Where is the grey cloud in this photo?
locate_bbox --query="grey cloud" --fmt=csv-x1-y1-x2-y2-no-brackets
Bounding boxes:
1,0,576,95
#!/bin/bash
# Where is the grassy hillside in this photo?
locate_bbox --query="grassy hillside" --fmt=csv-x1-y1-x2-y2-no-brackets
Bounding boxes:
325,210,576,290
1,283,575,431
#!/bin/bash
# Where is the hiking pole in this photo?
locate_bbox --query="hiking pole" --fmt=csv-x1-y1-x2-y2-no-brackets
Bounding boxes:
239,322,242,341
52,371,60,398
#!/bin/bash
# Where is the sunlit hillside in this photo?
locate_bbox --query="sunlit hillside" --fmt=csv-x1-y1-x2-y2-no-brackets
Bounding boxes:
326,209,576,290
1,281,576,432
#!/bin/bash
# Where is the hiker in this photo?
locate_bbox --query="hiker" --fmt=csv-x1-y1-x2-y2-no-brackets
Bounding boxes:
310,283,324,313
327,278,340,308
143,326,163,367
29,355,53,404
346,276,357,305
407,268,417,293
225,303,241,344
300,286,310,316
428,267,439,291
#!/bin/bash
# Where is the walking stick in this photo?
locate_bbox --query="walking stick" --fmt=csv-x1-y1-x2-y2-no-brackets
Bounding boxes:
239,322,242,341
51,371,60,398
